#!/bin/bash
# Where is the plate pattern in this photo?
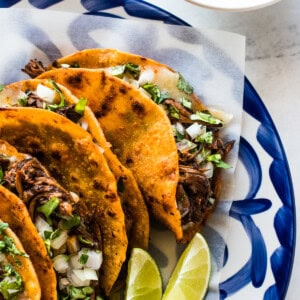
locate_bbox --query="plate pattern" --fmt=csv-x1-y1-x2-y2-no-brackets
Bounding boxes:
0,1,295,299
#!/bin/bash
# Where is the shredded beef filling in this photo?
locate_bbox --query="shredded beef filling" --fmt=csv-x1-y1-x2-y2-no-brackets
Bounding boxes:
22,59,46,78
165,99,234,229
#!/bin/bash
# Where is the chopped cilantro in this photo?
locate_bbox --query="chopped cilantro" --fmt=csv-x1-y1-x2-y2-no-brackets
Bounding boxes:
0,84,4,92
0,263,24,299
0,167,4,184
37,196,60,224
181,97,192,109
74,98,87,115
79,250,89,265
68,286,94,299
142,83,169,104
206,154,231,169
195,131,213,144
18,96,28,106
177,73,193,95
78,235,93,246
168,105,180,119
62,215,81,230
190,111,223,125
0,222,8,233
47,79,66,111
111,63,140,79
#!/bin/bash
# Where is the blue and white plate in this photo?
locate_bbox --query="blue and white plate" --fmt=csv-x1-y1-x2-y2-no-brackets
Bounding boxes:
0,1,295,299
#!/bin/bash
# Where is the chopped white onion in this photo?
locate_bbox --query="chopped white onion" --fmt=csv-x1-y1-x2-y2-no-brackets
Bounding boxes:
175,122,185,135
176,139,197,153
51,230,68,250
186,123,204,140
35,216,53,239
202,162,214,178
83,268,98,281
208,197,215,205
123,76,139,89
68,269,90,287
59,278,70,290
138,69,154,86
60,63,70,68
79,119,89,131
69,253,82,270
36,84,56,103
84,250,103,270
69,191,79,203
53,254,69,273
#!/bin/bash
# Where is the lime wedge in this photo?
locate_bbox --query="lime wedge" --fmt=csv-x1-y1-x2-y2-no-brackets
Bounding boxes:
125,248,162,300
162,232,211,300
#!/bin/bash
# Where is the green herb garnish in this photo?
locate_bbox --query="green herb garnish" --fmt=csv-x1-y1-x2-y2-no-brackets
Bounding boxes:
74,98,87,115
195,131,213,144
177,73,193,94
79,250,89,265
0,264,24,299
168,105,180,119
62,215,81,230
206,154,231,169
181,97,192,109
0,84,4,92
47,79,66,110
37,196,60,224
111,63,140,79
78,235,93,246
190,111,223,125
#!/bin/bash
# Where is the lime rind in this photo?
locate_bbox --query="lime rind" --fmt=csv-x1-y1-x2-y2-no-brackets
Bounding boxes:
125,248,162,300
162,233,211,300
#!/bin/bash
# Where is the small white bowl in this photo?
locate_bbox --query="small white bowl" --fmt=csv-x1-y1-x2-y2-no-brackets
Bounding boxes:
186,0,281,12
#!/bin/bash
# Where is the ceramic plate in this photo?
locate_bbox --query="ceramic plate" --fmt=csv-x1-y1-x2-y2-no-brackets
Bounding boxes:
185,0,281,12
0,1,295,299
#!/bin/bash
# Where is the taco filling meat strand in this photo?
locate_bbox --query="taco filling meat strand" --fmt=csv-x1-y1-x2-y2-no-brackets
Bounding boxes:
0,141,103,299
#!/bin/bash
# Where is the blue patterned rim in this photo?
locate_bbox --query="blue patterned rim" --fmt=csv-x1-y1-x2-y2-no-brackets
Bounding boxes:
0,0,296,299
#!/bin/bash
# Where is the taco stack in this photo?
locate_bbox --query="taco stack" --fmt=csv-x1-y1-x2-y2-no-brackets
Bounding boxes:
25,48,234,243
0,47,234,297
0,108,128,297
0,78,149,252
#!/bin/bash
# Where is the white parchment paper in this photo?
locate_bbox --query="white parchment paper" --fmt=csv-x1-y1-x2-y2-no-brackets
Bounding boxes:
0,8,245,299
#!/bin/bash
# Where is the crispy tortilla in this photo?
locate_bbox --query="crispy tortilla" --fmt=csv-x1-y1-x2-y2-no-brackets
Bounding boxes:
0,79,149,252
0,107,127,295
0,184,52,300
0,218,41,300
36,69,182,241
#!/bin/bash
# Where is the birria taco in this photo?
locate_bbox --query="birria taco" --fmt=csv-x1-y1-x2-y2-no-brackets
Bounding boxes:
23,48,234,243
0,78,149,253
0,212,41,300
0,108,127,297
26,70,182,241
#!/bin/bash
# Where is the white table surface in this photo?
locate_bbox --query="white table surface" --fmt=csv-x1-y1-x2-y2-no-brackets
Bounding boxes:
4,0,299,298
145,0,299,298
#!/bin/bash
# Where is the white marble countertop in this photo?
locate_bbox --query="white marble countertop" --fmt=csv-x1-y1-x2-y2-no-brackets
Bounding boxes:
146,0,299,298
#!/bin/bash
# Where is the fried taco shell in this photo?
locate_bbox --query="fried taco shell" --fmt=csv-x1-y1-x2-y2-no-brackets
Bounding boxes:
0,218,41,300
0,79,149,252
0,184,53,300
34,69,182,241
0,108,127,295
